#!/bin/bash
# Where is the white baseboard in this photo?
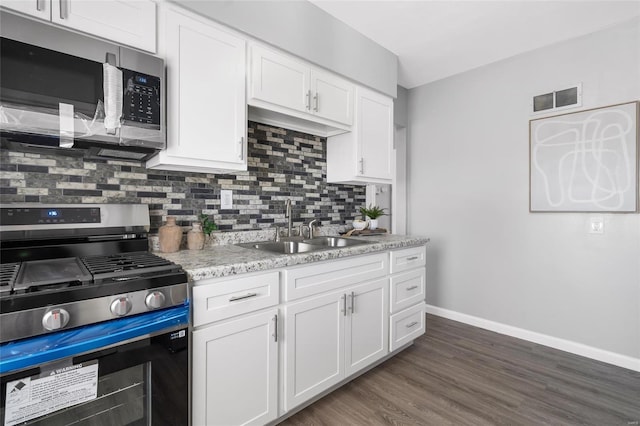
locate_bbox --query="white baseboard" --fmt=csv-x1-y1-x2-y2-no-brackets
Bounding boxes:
425,304,640,372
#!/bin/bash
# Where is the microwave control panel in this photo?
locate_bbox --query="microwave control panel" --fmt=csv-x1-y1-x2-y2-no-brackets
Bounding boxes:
122,69,161,129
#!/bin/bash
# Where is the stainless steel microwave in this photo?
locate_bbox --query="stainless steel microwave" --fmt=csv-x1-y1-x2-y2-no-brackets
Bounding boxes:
0,12,165,161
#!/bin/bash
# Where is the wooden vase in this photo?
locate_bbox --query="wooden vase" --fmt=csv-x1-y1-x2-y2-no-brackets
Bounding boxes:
158,216,182,253
187,222,205,250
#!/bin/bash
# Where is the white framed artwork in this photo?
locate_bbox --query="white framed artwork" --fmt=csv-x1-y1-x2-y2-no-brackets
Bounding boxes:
529,101,638,212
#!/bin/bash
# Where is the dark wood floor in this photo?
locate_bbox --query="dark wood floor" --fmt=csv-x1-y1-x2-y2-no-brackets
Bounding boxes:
280,314,640,426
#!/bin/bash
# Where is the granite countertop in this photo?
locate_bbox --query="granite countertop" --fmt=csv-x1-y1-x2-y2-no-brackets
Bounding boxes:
156,234,429,282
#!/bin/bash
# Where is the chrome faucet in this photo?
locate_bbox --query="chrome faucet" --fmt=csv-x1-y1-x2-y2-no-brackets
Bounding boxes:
285,199,293,238
308,219,318,238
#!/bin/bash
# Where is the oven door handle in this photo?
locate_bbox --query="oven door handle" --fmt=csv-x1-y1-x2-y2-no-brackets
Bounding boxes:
73,347,118,365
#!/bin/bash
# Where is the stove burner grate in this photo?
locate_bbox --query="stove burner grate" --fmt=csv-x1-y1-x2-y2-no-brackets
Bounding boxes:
81,251,178,281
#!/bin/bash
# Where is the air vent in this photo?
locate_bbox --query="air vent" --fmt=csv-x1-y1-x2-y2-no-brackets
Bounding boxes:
532,83,582,114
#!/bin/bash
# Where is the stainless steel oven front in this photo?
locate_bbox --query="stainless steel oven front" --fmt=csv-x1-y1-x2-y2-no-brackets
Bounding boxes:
0,204,190,426
0,305,189,426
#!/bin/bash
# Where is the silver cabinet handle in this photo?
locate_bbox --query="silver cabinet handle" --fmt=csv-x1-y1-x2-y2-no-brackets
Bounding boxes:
36,0,46,11
407,285,419,291
306,90,311,110
229,292,258,302
238,136,244,160
313,92,319,112
350,291,355,314
342,294,347,316
406,321,419,328
359,158,364,174
407,256,419,261
273,314,278,342
59,0,69,19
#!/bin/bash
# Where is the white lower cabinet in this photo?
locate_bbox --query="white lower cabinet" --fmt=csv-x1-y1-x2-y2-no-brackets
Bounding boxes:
192,308,279,426
283,277,388,411
345,279,389,375
388,245,427,352
191,246,427,424
390,302,426,352
283,290,345,411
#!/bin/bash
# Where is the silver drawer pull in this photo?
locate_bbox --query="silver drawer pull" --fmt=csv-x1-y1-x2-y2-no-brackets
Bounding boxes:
406,256,419,261
406,285,419,291
229,292,258,302
406,321,419,328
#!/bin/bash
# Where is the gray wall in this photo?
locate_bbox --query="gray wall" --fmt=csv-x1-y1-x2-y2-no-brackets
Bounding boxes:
171,0,398,98
407,18,640,359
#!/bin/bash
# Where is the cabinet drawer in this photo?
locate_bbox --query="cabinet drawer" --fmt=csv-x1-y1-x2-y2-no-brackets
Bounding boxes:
389,303,426,352
193,271,279,327
283,253,388,301
390,269,425,314
390,245,426,274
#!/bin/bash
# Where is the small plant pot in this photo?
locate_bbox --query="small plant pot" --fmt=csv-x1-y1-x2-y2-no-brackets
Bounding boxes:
368,218,379,230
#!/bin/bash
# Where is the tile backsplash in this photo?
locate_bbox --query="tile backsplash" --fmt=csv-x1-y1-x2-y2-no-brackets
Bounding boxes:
0,122,365,232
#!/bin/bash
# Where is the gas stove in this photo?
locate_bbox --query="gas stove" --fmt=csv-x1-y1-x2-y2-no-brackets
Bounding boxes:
0,204,188,343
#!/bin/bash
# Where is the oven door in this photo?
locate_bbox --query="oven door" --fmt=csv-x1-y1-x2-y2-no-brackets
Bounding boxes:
0,305,189,426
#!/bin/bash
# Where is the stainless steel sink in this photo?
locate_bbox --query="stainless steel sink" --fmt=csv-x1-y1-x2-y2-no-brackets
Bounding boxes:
238,241,319,254
303,236,368,248
238,236,367,254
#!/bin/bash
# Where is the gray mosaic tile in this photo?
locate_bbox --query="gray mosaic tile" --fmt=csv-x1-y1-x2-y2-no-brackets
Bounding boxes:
0,121,366,232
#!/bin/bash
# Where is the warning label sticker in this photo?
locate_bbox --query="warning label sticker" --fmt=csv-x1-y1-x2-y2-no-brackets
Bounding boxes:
4,361,99,426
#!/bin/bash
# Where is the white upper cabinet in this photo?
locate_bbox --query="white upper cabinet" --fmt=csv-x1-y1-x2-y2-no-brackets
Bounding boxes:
146,5,248,173
2,0,156,52
249,44,354,131
1,0,51,20
251,45,310,114
311,68,354,125
327,86,394,184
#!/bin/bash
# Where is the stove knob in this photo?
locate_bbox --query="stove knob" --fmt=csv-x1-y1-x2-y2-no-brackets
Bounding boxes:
42,308,70,331
110,297,132,316
145,291,166,310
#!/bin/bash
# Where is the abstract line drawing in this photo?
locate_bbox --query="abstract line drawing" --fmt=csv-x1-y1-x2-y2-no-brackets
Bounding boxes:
530,102,638,212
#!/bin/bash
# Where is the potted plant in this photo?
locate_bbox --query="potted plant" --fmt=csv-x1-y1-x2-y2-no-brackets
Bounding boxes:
199,214,218,243
359,204,386,230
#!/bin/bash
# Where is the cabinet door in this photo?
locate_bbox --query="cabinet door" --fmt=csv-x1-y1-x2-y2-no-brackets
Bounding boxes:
51,0,156,52
311,69,354,125
250,45,311,114
283,291,345,411
1,0,50,20
357,87,394,180
192,309,279,426
344,278,389,376
163,7,246,166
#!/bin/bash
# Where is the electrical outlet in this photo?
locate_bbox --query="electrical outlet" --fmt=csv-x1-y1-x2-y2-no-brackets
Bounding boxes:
589,217,604,234
221,190,233,210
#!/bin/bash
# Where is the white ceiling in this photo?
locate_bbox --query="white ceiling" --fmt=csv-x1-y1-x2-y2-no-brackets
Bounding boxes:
310,1,640,89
